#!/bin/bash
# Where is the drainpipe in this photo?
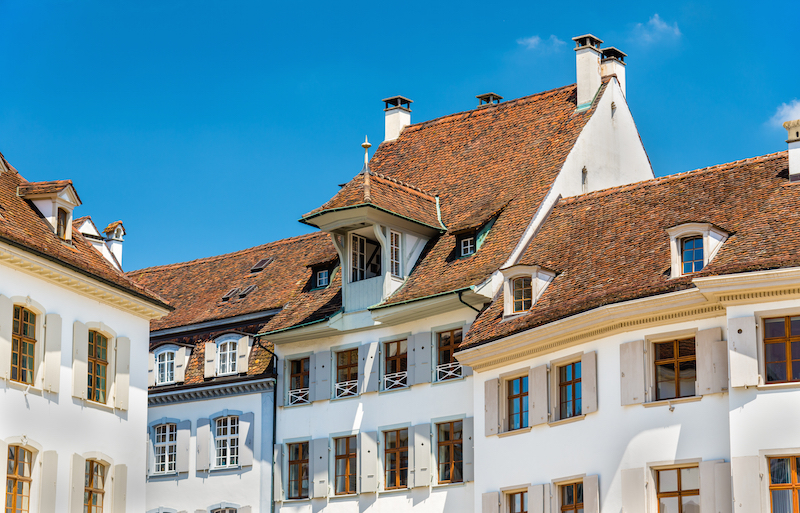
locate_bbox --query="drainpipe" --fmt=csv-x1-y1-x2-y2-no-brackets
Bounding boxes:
254,337,278,513
458,290,481,313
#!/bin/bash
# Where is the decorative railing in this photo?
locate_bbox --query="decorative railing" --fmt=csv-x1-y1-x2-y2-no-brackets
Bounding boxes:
334,380,358,398
436,362,463,382
383,371,408,390
288,387,310,405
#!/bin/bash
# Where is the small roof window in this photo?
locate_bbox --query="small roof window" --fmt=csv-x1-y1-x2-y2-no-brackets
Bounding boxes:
250,258,274,273
221,288,239,302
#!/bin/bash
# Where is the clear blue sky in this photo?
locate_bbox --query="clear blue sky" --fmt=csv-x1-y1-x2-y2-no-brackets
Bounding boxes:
1,1,797,271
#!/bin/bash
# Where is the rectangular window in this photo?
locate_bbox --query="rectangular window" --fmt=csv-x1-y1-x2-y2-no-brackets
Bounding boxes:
85,460,105,513
507,376,528,431
335,349,359,398
654,338,696,400
57,208,68,240
316,270,329,288
558,361,582,419
351,234,366,282
656,467,699,513
508,491,528,513
512,277,533,313
11,306,36,385
217,339,238,375
460,236,476,257
334,436,357,495
6,445,32,513
156,351,175,385
88,331,108,404
215,416,239,468
390,231,402,276
288,442,309,499
561,482,584,512
289,358,311,404
437,421,463,484
681,236,704,274
154,424,177,473
384,339,408,389
384,429,409,489
764,316,800,384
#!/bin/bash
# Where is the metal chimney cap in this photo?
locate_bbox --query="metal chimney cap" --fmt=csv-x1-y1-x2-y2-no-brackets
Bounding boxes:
601,47,627,62
476,93,503,106
572,34,604,49
383,96,413,112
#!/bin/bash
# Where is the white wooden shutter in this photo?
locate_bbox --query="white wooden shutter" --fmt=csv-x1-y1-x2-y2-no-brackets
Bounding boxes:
69,453,86,513
530,365,548,426
413,332,432,384
583,474,599,513
176,420,191,473
237,335,250,373
412,424,430,488
174,347,190,383
620,340,645,405
315,350,331,401
273,444,284,501
147,352,156,387
39,450,58,511
731,456,760,513
485,378,500,436
462,417,474,482
529,483,546,513
72,321,88,399
0,295,12,380
482,491,500,513
105,336,117,405
582,351,598,414
621,467,646,512
204,341,216,378
728,317,758,387
0,441,7,499
196,418,210,471
43,313,62,393
311,438,329,497
115,336,130,410
700,459,723,513
239,507,252,513
697,327,728,395
113,464,127,512
716,461,733,513
146,427,154,476
240,412,255,467
359,431,378,493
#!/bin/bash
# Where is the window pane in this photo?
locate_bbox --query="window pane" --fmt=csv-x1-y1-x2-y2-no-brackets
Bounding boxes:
681,467,699,490
771,489,793,513
771,458,792,484
659,469,678,492
767,362,787,383
766,343,787,363
655,342,674,360
793,362,800,382
792,341,800,361
792,317,800,337
765,318,786,338
562,485,574,505
659,497,679,513
681,496,700,513
678,339,696,357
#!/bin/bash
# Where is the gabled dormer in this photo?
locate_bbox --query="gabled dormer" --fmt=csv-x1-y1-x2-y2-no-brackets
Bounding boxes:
18,180,82,241
75,217,126,271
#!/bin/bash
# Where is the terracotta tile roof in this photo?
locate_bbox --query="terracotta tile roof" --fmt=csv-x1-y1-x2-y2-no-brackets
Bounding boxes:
17,179,80,201
127,232,338,331
103,220,125,236
0,156,167,307
259,268,343,333
462,151,796,350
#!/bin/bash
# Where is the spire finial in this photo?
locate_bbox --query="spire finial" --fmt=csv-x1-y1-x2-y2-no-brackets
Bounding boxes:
362,136,371,165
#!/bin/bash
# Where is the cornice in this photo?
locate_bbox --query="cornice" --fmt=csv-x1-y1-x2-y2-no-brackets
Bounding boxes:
148,378,274,405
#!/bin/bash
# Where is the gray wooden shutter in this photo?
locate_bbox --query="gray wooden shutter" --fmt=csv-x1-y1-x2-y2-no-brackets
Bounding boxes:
728,317,758,387
359,431,379,493
697,327,728,395
105,336,117,405
240,412,255,467
147,352,156,387
69,453,86,513
582,351,598,414
315,350,331,401
204,341,216,378
40,450,58,511
308,353,317,401
276,358,285,407
413,332,432,384
364,342,380,393
239,507,252,513
196,418,210,471
312,438,329,497
412,424,430,488
72,321,89,399
620,340,645,405
484,378,500,436
176,420,191,473
482,491,500,513
174,347,190,383
621,467,646,513
113,464,127,512
146,426,154,476
115,336,130,410
529,483,546,513
0,295,12,380
462,417,474,482
237,335,250,373
583,474,599,513
273,444,284,501
44,313,62,393
407,336,416,386
731,456,760,513
358,343,370,393
530,365,548,426
716,461,733,513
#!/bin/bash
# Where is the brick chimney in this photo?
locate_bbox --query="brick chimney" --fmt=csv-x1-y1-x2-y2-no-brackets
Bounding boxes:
600,47,627,97
572,34,603,108
786,119,800,181
383,96,412,142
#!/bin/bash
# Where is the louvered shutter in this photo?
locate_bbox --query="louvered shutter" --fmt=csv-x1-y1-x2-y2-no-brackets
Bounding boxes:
237,335,250,373
359,431,378,493
529,365,548,426
115,336,130,410
113,464,127,512
40,451,58,511
176,420,191,473
147,352,156,387
240,412,255,467
315,350,331,401
728,317,758,387
196,418,210,471
485,378,499,435
482,492,500,513
203,341,216,378
69,453,86,513
621,467,646,512
412,424,430,488
583,475,599,513
0,295,12,380
582,351,598,414
44,313,62,393
731,456,760,512
697,327,728,395
620,340,645,405
274,444,284,501
72,321,88,399
312,438,329,497
413,332,432,384
462,417,474,482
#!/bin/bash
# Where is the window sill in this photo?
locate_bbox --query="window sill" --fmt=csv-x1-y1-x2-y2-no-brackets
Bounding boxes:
497,426,532,438
76,397,116,413
380,487,411,495
548,414,586,427
330,493,359,499
756,382,800,391
379,386,410,394
432,376,467,386
432,481,466,489
642,395,702,408
4,379,44,395
210,465,242,472
283,400,312,408
331,393,360,402
281,497,311,503
148,471,179,479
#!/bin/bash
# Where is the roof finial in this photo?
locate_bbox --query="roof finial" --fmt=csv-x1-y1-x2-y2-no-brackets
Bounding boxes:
362,136,371,166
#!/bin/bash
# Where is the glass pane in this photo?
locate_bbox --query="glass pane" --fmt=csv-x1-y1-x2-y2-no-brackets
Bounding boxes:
771,458,792,484
681,495,700,513
575,362,581,379
766,343,787,363
658,381,676,400
576,483,583,503
562,485,574,505
655,342,675,360
765,318,786,338
678,339,696,357
793,362,800,382
792,342,800,361
659,497,679,513
767,362,787,383
659,469,678,492
681,467,700,490
771,489,793,513
792,317,800,336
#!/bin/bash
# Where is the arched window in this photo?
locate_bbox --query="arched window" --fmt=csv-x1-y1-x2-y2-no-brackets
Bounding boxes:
156,351,175,385
88,331,109,404
217,339,238,375
6,445,32,513
681,236,704,274
512,277,532,313
11,306,36,384
84,460,105,512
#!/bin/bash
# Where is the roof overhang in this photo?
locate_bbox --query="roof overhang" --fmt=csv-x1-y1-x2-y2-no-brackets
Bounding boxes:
301,204,442,237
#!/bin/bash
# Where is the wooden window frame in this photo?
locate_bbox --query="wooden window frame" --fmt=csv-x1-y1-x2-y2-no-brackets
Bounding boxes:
6,445,32,513
436,328,463,381
336,349,359,384
507,375,529,431
217,339,238,375
290,358,310,391
154,423,178,474
655,467,700,513
653,338,697,401
560,482,584,513
85,459,105,513
383,339,408,389
681,236,704,275
214,415,239,468
763,316,800,384
87,330,109,404
390,230,402,277
288,442,309,499
437,420,463,484
383,428,409,490
351,233,367,282
558,360,582,420
508,490,528,513
156,350,175,385
11,305,36,385
56,208,68,240
334,436,357,495
512,277,532,313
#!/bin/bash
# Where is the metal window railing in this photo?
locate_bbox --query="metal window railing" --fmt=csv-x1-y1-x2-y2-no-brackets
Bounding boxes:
436,362,463,381
334,380,358,399
383,371,408,390
288,387,310,405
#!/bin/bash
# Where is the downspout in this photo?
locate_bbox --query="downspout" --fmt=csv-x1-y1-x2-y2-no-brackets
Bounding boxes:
458,290,481,313
253,337,278,513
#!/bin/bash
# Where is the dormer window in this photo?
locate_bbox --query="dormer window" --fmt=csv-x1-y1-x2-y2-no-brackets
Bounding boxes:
17,180,81,241
501,265,556,318
460,235,476,257
317,269,329,288
512,277,533,313
56,208,68,239
350,232,381,282
681,236,704,274
667,223,728,278
390,230,402,277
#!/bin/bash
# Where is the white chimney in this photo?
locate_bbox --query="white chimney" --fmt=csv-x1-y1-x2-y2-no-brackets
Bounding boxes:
785,119,800,181
572,34,603,108
383,96,412,142
103,221,125,269
600,47,627,97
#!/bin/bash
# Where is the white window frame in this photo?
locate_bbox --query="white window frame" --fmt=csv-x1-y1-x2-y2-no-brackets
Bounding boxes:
500,265,555,318
316,269,329,288
153,423,177,474
214,415,240,468
390,230,402,277
460,236,475,257
216,336,238,376
351,233,367,282
666,223,728,278
155,349,175,385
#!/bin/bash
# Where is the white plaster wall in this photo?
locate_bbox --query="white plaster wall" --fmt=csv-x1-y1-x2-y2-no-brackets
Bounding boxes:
0,262,152,512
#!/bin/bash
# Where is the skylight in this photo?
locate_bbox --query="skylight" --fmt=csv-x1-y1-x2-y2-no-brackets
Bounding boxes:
250,258,274,273
221,288,239,301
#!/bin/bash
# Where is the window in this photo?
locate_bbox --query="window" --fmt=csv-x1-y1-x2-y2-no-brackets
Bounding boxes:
560,482,583,513
288,442,309,499
769,457,800,513
213,509,236,513
512,277,532,313
654,338,696,400
334,436,357,495
335,349,358,398
88,331,108,403
764,316,800,384
85,460,105,513
656,467,699,513
384,339,408,390
351,234,366,282
217,339,238,375
460,236,476,257
384,429,409,489
508,491,528,513
507,376,528,431
437,420,463,484
558,361,582,419
6,445,32,513
156,351,175,385
390,230,402,276
11,306,36,384
154,424,177,474
681,237,704,274
215,416,239,468
288,358,311,405
316,269,329,288
437,328,463,381
56,208,68,240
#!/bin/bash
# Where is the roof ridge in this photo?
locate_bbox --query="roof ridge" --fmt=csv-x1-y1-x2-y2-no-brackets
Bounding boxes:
368,170,436,199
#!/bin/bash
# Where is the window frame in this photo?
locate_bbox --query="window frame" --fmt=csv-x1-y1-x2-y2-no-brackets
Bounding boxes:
316,269,329,288
390,230,402,277
655,466,700,513
6,445,33,513
507,490,528,513
155,349,176,386
436,328,463,381
85,459,106,513
214,415,240,469
460,235,476,257
334,436,357,495
287,442,309,499
56,208,68,240
87,330,109,404
557,360,582,420
216,337,238,376
680,236,704,275
559,482,584,513
350,233,367,282
383,339,408,390
383,428,409,490
153,423,178,474
11,305,37,385
436,420,463,484
506,375,529,432
512,277,533,313
653,337,697,401
335,348,359,398
763,316,800,385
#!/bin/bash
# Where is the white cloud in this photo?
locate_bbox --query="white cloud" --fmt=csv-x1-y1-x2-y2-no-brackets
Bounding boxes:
516,34,566,52
769,99,800,127
632,14,681,44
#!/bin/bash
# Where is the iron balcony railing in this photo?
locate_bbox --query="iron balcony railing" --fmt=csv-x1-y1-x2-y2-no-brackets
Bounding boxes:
334,380,358,398
288,387,310,405
383,371,408,390
436,361,463,381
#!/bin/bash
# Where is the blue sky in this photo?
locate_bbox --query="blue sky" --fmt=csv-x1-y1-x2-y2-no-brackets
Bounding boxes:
0,1,797,271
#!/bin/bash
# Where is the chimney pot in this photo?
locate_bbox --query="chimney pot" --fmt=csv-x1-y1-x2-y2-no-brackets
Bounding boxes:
600,46,628,97
383,95,413,142
785,119,800,180
572,34,604,108
477,92,503,106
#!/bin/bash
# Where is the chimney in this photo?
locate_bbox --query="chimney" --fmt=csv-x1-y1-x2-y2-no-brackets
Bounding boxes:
600,47,627,97
383,96,412,142
786,119,800,181
477,93,503,106
103,221,125,269
572,34,604,108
